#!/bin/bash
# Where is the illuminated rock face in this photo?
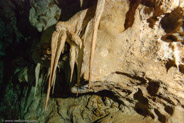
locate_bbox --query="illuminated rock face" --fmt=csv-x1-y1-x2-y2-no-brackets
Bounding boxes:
23,0,184,122
1,0,184,122
68,0,184,122
77,0,184,88
29,0,184,122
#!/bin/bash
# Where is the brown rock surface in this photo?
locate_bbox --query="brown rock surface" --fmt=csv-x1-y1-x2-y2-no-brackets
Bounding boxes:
23,0,184,122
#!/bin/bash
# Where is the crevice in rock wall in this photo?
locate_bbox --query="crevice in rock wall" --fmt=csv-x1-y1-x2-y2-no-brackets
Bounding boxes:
165,59,184,74
147,81,160,96
143,0,164,28
133,89,155,119
164,105,174,115
115,71,147,85
124,0,142,30
50,66,73,98
80,7,96,37
165,59,176,71
160,7,183,33
134,89,149,105
58,0,97,21
154,109,167,123
161,34,179,42
160,7,184,44
179,64,184,73
141,0,155,8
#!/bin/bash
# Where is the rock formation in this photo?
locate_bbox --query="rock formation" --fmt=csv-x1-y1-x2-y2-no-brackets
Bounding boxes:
0,0,184,123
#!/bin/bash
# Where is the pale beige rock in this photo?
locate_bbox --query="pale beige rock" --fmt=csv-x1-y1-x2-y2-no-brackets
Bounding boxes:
168,106,184,123
70,0,184,122
28,0,184,122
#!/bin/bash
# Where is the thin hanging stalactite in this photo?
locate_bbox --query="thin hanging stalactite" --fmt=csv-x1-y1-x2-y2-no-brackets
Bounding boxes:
89,0,105,89
45,30,67,110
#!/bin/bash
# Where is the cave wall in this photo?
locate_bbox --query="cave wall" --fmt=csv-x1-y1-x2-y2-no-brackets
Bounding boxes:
0,0,184,123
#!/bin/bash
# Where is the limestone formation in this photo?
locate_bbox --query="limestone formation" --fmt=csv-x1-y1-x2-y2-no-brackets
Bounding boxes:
50,0,184,122
1,0,184,123
40,0,184,122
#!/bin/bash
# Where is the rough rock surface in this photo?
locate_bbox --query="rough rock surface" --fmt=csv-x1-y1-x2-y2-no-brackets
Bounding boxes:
29,0,61,32
1,0,184,123
23,92,159,123
24,0,184,122
71,0,184,122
